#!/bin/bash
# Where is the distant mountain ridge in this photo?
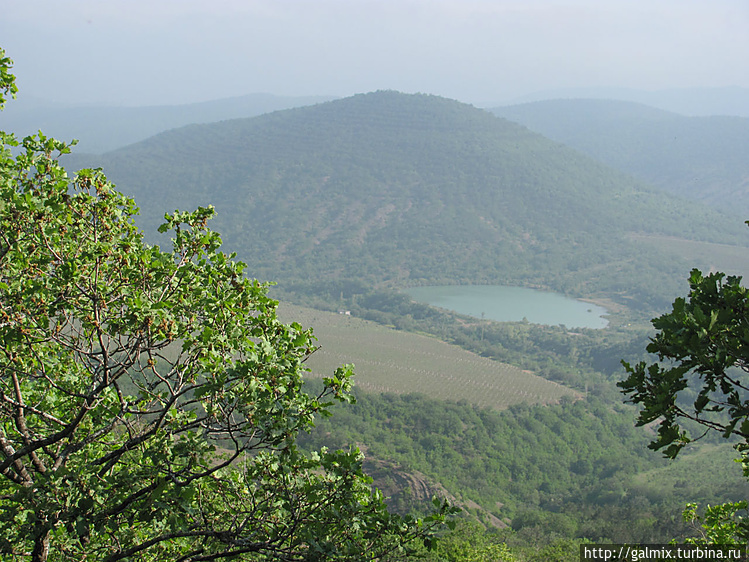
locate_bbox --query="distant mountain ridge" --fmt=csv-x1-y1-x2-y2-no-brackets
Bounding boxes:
2,93,336,153
490,99,749,215
503,86,749,117
65,91,749,311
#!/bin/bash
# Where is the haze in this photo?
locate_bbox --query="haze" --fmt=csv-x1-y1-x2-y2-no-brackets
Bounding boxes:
2,0,748,107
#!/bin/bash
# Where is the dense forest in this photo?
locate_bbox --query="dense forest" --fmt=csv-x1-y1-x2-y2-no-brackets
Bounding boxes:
297,388,749,546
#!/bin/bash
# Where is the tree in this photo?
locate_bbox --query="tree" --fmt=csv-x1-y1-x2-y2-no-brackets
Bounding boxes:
0,49,453,561
620,267,749,541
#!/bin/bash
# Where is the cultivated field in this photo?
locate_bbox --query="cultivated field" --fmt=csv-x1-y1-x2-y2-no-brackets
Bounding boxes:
279,304,578,410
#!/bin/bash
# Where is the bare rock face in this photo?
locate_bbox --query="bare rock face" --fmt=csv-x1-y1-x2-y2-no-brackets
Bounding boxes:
362,457,507,529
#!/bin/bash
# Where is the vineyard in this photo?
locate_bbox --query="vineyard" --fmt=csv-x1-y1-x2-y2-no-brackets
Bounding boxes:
279,304,578,410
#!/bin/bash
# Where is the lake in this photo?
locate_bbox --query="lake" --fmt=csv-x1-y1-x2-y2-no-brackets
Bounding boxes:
404,285,609,329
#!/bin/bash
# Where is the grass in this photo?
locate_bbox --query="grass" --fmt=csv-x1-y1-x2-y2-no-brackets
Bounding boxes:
278,303,578,410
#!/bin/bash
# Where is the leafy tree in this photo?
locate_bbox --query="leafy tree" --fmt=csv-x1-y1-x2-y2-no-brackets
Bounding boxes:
619,267,749,458
0,49,18,108
0,49,452,561
620,266,749,541
682,501,748,545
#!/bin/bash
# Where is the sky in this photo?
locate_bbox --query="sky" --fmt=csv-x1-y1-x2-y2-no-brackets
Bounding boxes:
2,0,749,107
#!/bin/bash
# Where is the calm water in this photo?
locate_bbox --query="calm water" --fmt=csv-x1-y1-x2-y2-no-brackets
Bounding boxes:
405,285,609,329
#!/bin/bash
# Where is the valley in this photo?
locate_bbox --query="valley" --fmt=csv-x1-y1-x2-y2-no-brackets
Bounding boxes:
64,91,749,316
5,3,749,557
18,87,749,557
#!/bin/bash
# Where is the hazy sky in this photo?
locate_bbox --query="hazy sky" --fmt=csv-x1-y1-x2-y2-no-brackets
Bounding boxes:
2,0,748,107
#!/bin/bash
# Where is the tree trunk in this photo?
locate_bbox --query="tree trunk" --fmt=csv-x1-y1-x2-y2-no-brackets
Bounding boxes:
32,525,50,562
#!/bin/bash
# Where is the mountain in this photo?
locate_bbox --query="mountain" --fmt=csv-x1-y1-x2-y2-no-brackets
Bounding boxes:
2,93,335,153
502,86,749,117
490,99,749,215
65,91,749,312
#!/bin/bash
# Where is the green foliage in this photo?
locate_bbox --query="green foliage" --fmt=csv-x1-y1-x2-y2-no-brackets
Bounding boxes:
620,268,749,459
516,537,590,562
381,519,517,562
621,257,749,544
297,389,735,544
425,520,516,561
0,50,454,561
683,501,748,545
0,48,18,109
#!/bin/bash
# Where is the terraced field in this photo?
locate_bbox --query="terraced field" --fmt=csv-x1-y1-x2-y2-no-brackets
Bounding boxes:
279,304,578,410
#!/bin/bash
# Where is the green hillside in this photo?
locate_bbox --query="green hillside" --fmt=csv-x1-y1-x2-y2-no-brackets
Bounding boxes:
490,99,749,215
66,91,749,312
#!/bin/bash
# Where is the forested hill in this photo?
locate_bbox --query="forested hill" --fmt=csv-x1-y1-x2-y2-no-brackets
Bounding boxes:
490,99,749,216
67,91,748,311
